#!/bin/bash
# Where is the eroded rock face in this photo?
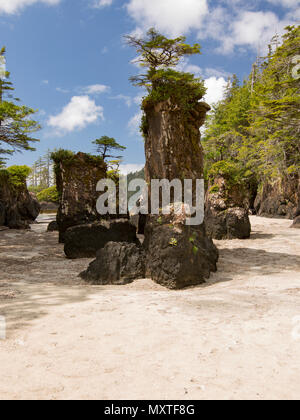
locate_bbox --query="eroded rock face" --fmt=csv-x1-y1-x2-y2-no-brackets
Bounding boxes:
54,152,107,242
64,219,138,259
80,242,145,285
140,99,218,288
254,176,299,219
144,100,210,187
291,216,300,228
143,211,218,290
0,175,40,229
205,176,251,240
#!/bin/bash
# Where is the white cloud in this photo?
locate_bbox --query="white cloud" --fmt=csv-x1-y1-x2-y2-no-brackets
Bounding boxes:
0,0,60,14
120,163,144,175
126,0,208,36
81,84,110,95
200,7,298,54
128,111,143,135
110,94,133,107
56,87,69,93
48,95,104,133
204,77,227,106
93,0,113,8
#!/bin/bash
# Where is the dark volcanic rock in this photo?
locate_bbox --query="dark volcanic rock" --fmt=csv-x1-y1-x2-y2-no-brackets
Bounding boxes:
141,98,219,289
226,208,251,239
0,172,40,229
144,99,210,194
64,219,138,259
205,176,251,240
291,215,300,229
143,211,219,290
80,242,145,285
47,221,59,232
254,176,299,219
53,152,107,242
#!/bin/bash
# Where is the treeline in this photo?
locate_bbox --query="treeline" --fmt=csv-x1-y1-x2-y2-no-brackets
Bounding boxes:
203,25,300,190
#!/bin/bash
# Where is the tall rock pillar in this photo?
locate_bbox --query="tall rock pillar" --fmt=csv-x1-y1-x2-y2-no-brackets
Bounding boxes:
142,99,219,289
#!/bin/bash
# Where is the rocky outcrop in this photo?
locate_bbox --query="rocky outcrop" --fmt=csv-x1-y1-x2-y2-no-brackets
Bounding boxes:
205,176,251,240
143,211,218,289
0,171,40,229
254,176,299,219
53,152,107,242
141,98,219,289
144,99,210,191
80,242,145,285
64,219,138,259
40,201,59,213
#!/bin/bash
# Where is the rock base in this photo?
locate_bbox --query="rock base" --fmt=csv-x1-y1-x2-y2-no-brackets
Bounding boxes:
143,213,219,290
64,219,138,259
80,242,145,285
206,206,251,240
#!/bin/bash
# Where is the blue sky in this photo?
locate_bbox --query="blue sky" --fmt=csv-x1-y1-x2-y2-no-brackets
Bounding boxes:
1,0,299,173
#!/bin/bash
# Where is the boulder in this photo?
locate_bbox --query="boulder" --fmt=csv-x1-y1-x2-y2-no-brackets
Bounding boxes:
64,219,138,259
47,221,59,232
80,242,145,285
205,176,251,240
143,211,219,290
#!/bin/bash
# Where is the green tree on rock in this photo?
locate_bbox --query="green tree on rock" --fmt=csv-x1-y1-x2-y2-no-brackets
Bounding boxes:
92,136,126,161
125,28,207,135
0,47,40,166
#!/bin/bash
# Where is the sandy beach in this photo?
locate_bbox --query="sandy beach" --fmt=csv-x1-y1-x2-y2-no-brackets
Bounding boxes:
0,215,299,400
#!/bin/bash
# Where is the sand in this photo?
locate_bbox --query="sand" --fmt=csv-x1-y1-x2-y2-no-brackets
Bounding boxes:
0,215,299,400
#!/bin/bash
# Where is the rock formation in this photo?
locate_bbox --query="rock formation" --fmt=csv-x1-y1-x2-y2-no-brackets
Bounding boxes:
205,175,251,240
64,219,138,259
141,99,219,289
53,152,107,242
144,99,210,188
0,170,40,229
291,199,300,228
80,242,145,285
254,176,299,219
143,210,218,289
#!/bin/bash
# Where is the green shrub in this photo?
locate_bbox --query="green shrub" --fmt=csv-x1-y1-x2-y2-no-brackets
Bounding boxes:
37,186,59,203
6,165,31,187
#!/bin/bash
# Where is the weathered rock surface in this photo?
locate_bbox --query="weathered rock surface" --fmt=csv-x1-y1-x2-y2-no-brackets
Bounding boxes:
53,152,107,242
80,242,145,285
0,173,40,229
64,219,138,259
47,221,59,232
291,215,300,229
40,201,59,213
140,98,219,288
143,211,218,290
205,176,251,240
254,176,299,219
144,99,210,189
